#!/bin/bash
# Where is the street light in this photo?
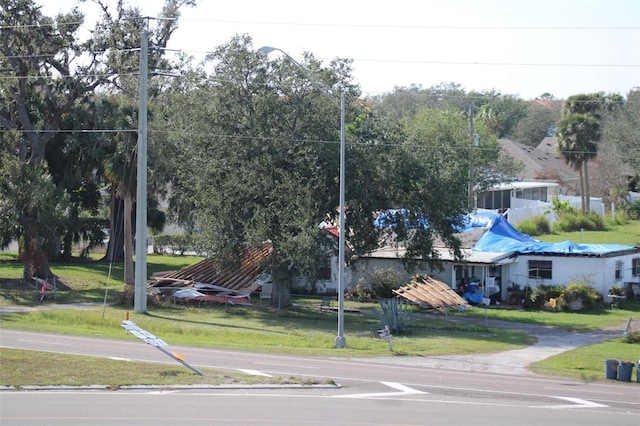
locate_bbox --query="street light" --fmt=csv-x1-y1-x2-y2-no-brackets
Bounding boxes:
259,46,346,348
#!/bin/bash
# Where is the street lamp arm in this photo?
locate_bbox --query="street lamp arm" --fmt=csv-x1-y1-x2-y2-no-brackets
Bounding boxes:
258,46,340,108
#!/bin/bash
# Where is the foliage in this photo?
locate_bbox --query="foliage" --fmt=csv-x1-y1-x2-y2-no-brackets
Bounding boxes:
608,286,625,296
153,234,200,255
622,330,640,344
553,211,605,232
351,268,405,299
511,101,561,146
550,196,577,214
528,285,566,310
556,93,623,215
375,298,415,335
562,281,603,310
516,215,551,236
0,0,192,280
627,199,640,220
527,282,603,311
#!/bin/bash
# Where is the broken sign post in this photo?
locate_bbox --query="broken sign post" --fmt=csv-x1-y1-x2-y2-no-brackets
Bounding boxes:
121,320,205,376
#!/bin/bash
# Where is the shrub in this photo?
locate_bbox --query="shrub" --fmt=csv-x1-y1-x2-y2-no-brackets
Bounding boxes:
628,199,640,220
153,234,199,255
516,216,551,236
527,282,603,311
529,284,565,310
622,330,640,344
352,268,404,300
554,211,606,232
608,286,625,296
561,281,603,311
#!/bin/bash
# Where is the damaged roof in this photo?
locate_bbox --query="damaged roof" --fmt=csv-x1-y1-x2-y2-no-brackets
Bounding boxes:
150,244,273,296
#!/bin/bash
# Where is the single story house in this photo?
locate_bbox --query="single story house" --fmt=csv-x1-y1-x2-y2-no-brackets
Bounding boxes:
312,210,640,303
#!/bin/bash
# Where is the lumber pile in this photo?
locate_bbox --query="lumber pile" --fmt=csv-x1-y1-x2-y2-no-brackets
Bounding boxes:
393,275,469,312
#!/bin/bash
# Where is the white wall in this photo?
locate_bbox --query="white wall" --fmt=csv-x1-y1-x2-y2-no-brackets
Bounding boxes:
506,195,605,226
506,253,640,295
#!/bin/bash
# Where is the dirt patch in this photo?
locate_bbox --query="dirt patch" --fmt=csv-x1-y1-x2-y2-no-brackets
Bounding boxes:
0,278,70,291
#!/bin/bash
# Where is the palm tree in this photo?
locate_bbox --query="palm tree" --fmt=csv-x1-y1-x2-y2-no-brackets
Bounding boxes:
101,99,139,286
556,113,600,214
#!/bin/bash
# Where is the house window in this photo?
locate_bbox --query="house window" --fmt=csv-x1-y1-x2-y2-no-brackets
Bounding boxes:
615,261,623,280
317,259,332,280
528,260,552,279
632,258,640,276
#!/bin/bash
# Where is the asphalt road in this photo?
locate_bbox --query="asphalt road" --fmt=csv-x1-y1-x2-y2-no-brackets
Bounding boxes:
1,328,639,425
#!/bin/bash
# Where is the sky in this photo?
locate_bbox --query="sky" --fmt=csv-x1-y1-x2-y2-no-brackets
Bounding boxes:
41,0,640,100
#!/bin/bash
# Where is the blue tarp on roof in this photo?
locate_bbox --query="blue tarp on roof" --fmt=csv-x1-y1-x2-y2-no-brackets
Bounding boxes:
373,209,636,255
468,210,635,255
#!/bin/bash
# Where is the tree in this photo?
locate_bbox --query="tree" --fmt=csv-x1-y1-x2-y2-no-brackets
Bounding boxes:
0,0,102,279
556,94,603,214
164,35,361,307
556,93,611,214
0,0,190,282
512,101,561,147
599,89,640,204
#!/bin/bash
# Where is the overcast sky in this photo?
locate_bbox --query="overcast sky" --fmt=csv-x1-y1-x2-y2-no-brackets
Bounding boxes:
42,0,640,100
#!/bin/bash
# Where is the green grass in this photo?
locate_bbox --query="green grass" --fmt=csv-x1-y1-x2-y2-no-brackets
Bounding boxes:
536,219,640,245
0,304,532,357
0,253,204,306
0,347,325,389
455,304,639,332
531,337,639,381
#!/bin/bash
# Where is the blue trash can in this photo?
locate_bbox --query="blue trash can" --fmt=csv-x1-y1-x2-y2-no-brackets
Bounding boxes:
604,359,618,380
618,361,634,382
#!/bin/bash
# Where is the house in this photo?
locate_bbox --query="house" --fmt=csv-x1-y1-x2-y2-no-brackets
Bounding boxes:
349,210,640,303
153,212,639,305
498,137,577,184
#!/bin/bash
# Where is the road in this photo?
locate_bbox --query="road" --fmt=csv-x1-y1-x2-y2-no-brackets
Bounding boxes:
1,328,639,425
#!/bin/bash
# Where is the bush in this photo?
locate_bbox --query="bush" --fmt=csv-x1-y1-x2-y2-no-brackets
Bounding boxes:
527,282,603,311
153,234,198,255
561,281,603,311
622,330,640,344
627,199,640,220
554,211,606,232
529,284,565,310
351,268,405,300
516,216,551,236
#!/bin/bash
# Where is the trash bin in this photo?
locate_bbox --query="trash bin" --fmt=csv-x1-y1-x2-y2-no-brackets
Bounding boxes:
618,361,634,382
604,359,618,380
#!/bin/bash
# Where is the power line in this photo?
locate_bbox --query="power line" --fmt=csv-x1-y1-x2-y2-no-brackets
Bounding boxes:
2,20,638,31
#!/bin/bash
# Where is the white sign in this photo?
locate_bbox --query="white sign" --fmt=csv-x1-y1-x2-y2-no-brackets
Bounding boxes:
121,320,167,347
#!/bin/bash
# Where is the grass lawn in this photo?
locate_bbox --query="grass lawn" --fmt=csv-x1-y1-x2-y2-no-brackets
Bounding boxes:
530,337,640,381
1,251,639,385
0,347,326,389
535,219,640,246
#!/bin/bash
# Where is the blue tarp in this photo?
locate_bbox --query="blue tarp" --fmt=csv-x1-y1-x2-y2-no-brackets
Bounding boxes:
468,211,635,255
374,209,636,256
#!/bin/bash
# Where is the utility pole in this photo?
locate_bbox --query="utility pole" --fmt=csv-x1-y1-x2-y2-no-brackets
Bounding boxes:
468,104,478,211
134,26,148,314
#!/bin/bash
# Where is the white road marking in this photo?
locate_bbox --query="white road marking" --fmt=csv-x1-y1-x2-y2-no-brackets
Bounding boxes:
238,369,273,377
536,396,608,409
334,381,426,399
